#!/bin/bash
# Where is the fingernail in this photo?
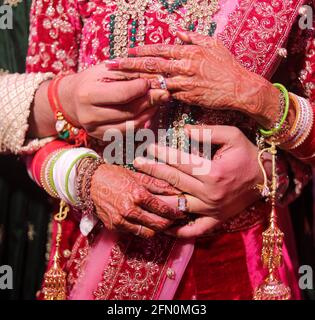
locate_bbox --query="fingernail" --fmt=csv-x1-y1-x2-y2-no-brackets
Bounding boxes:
160,92,170,102
105,59,119,69
133,157,147,167
128,47,137,57
144,120,152,129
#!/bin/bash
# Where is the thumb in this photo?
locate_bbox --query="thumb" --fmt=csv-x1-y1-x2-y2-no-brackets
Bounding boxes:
148,89,171,106
185,124,239,145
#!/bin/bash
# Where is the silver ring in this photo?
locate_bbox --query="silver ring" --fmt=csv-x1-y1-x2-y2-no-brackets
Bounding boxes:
177,193,188,212
157,75,167,90
136,225,143,236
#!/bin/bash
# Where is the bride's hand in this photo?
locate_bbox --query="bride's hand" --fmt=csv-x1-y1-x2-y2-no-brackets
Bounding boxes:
90,164,183,238
106,32,280,129
133,125,270,238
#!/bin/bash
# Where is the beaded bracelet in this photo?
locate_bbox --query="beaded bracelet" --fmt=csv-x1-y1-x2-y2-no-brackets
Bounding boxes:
259,83,290,137
48,74,87,145
65,152,99,205
75,157,105,214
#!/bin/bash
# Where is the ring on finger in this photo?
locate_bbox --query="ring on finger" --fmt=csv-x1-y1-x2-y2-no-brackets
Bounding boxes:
136,225,143,236
177,193,188,212
157,75,167,90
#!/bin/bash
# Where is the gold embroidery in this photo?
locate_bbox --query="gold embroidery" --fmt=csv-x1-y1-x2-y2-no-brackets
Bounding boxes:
94,235,176,300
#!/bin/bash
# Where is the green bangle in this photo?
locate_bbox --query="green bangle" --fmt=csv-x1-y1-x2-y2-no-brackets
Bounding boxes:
65,153,99,205
259,83,290,137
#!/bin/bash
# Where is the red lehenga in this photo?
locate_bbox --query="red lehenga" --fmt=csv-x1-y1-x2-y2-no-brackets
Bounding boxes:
26,0,315,300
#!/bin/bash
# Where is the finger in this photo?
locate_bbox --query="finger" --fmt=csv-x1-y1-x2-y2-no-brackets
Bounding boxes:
91,107,158,140
185,124,240,145
150,76,193,92
89,94,156,124
147,89,171,105
134,157,203,194
140,192,185,220
122,207,172,231
177,31,214,47
156,194,213,215
89,78,150,105
98,70,141,81
106,58,193,76
128,44,186,59
117,218,156,238
128,171,179,195
165,216,219,238
147,144,212,178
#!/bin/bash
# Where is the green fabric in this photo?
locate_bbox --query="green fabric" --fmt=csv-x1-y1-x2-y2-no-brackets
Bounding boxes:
0,0,31,73
0,1,51,300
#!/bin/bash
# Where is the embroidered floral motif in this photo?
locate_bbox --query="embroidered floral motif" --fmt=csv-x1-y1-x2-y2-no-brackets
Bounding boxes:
218,0,305,77
66,235,90,292
93,235,175,300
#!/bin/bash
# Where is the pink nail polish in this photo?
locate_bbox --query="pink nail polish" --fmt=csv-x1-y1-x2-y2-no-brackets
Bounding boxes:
105,60,119,69
144,120,152,129
128,47,137,56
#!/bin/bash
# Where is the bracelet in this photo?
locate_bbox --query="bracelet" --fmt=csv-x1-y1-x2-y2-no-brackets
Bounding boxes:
48,74,87,145
76,157,105,214
65,152,99,204
259,83,290,137
40,148,69,198
53,148,99,205
280,94,313,150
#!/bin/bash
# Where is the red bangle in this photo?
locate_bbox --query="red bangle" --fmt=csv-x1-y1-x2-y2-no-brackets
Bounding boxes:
30,140,70,186
48,74,87,145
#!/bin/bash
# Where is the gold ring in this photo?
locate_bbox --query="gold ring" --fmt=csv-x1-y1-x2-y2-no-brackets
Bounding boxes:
177,193,188,212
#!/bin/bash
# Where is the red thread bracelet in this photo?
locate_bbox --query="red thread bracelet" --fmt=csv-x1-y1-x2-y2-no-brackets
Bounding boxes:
48,74,87,146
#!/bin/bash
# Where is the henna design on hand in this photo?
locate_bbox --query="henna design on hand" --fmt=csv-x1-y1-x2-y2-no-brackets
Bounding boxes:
90,164,183,238
108,32,280,128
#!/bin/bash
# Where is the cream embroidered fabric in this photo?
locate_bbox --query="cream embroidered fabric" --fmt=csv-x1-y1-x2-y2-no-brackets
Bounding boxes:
0,72,55,154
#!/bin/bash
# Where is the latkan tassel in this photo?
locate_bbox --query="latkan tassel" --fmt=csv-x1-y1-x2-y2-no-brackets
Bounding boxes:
254,141,291,300
43,200,69,300
43,254,67,300
254,272,291,300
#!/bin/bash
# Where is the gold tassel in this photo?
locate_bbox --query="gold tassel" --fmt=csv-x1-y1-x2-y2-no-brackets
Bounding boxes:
43,200,69,300
253,140,291,300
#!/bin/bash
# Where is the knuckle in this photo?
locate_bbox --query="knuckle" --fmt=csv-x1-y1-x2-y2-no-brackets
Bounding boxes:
132,187,147,204
210,167,224,183
209,191,224,203
112,215,124,228
168,172,181,188
229,126,243,139
141,229,156,239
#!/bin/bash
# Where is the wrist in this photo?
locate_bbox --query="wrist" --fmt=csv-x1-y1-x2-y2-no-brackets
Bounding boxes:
28,80,56,138
237,72,280,129
58,73,81,128
258,83,281,129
